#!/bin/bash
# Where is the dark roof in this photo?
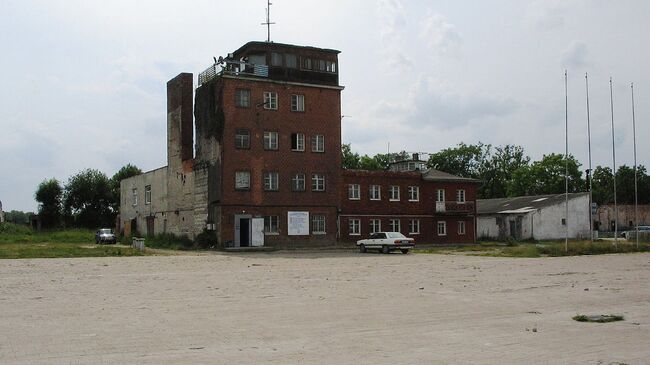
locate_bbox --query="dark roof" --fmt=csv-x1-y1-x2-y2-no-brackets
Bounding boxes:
233,41,340,56
421,169,480,183
477,192,589,215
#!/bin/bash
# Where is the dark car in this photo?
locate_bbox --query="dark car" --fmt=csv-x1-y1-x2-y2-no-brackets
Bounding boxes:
95,228,117,244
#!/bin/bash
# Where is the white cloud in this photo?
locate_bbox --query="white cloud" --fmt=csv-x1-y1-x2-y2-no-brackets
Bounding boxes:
420,13,461,56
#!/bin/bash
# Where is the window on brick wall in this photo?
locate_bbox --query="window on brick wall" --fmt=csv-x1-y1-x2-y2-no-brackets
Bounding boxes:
291,94,305,112
292,173,305,191
263,92,277,110
458,221,466,235
389,186,400,201
235,171,250,190
436,189,445,202
312,214,326,234
235,89,250,107
370,219,381,233
264,172,279,191
408,186,419,201
285,54,297,68
235,129,250,149
456,189,466,203
312,174,325,191
348,184,360,200
409,219,420,235
291,133,305,151
349,219,361,236
271,52,282,66
264,216,279,234
369,185,381,200
264,131,278,150
437,221,447,236
311,135,325,152
389,219,400,233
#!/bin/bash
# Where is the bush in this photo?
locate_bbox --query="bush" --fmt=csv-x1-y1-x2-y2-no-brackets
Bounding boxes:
194,230,217,249
0,222,33,235
140,233,194,250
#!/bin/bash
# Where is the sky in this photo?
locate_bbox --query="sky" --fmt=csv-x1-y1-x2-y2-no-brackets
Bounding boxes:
1,0,649,212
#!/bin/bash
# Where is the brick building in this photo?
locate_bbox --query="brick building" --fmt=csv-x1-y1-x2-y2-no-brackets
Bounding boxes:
120,41,478,248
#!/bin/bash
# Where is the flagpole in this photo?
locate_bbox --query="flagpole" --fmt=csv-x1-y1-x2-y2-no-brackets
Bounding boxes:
585,73,593,244
565,70,569,252
610,77,618,248
631,82,639,249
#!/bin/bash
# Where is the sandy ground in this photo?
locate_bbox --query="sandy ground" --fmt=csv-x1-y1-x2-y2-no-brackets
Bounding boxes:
1,251,649,365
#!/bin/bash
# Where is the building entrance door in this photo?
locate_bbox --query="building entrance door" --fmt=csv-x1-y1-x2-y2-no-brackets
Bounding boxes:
234,214,252,247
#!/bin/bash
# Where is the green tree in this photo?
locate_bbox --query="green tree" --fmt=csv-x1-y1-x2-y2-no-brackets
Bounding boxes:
4,210,34,225
341,144,360,170
63,169,113,228
507,153,583,196
479,144,530,199
109,164,142,211
34,178,63,228
591,166,614,205
427,142,491,178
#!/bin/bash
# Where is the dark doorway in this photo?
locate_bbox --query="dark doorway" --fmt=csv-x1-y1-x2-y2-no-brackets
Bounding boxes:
240,218,250,247
146,216,154,237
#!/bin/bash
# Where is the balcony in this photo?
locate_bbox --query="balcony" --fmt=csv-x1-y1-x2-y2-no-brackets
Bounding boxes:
198,61,269,86
435,201,475,215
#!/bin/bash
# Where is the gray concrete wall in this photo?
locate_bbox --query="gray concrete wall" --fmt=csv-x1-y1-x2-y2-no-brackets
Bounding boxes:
120,167,168,236
532,194,590,240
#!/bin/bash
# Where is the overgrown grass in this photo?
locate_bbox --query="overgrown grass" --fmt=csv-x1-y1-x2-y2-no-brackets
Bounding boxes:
573,314,625,323
122,233,195,250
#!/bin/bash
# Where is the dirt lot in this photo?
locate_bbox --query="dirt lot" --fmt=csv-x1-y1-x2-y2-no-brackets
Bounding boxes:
1,251,649,364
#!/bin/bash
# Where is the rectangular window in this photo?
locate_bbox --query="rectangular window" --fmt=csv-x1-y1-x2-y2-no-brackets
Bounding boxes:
456,189,466,203
409,219,420,235
311,135,325,152
326,61,336,73
292,173,306,191
318,59,326,71
235,171,250,190
291,133,305,151
302,57,312,70
408,186,420,201
389,186,400,201
348,184,360,200
370,219,381,234
312,174,325,191
436,189,445,202
389,219,401,233
312,214,326,234
264,131,278,150
271,52,283,66
263,91,278,110
264,172,279,191
369,185,381,200
438,221,447,236
291,94,305,112
132,188,138,206
235,89,250,107
349,219,361,236
285,54,297,68
264,216,279,234
458,221,466,235
144,185,151,205
235,129,250,149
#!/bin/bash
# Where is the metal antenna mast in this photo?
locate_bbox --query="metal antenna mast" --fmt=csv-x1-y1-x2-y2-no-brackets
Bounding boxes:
261,0,275,42
631,82,639,249
564,70,569,252
610,77,618,248
585,73,593,244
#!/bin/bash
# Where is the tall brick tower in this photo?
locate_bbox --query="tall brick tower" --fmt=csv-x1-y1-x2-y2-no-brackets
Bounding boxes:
194,42,343,248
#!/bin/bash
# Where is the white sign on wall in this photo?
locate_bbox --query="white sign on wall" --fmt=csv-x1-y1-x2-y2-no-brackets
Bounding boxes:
287,211,309,236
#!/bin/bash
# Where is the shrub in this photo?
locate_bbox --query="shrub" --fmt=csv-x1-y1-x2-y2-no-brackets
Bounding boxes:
0,222,33,235
194,229,217,249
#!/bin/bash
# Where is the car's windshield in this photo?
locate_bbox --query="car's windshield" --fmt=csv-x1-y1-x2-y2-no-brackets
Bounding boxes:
99,229,112,234
387,232,406,238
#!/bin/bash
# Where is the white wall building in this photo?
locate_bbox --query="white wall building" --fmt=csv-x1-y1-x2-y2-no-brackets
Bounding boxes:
477,193,591,241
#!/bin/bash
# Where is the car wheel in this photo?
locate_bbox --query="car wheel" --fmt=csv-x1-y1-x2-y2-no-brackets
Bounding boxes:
359,244,367,253
382,245,389,254
400,249,409,254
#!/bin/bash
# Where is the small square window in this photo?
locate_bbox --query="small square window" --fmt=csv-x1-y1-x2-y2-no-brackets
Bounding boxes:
235,171,250,190
235,129,250,149
370,219,381,233
263,92,278,110
456,189,466,203
264,216,279,234
436,189,445,202
264,131,278,150
271,52,282,66
291,133,305,151
389,219,401,233
312,214,326,234
264,172,279,191
312,174,325,191
369,185,381,200
349,219,361,236
292,173,306,191
285,54,297,68
235,89,250,107
291,94,305,112
389,186,400,201
348,184,360,200
311,135,325,152
408,186,419,201
302,57,312,70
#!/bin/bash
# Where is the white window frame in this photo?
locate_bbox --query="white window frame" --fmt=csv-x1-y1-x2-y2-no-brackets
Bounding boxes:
264,216,279,234
263,91,278,110
291,133,305,151
235,171,251,190
312,174,325,191
458,221,466,235
312,214,326,234
369,185,381,200
349,219,361,236
436,189,445,202
408,186,419,202
292,173,306,191
389,186,400,201
389,219,401,233
291,94,305,112
264,131,278,150
264,172,279,191
144,185,151,205
456,189,466,203
370,219,381,233
132,188,138,206
311,135,325,152
348,184,360,200
235,89,250,108
235,129,250,149
409,219,420,235
437,221,447,236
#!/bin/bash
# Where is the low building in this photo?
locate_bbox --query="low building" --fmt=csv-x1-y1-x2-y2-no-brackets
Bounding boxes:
477,193,591,241
595,204,650,232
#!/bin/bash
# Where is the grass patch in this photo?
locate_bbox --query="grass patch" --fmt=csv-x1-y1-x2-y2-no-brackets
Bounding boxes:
573,314,625,323
120,233,195,250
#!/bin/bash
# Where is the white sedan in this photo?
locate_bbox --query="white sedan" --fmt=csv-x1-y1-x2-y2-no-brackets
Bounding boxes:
357,232,415,254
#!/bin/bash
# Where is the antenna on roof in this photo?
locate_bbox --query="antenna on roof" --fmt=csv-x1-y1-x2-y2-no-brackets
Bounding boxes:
261,0,275,42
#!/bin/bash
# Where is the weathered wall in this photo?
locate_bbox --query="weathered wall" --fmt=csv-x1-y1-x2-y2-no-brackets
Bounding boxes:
596,204,650,231
119,167,168,236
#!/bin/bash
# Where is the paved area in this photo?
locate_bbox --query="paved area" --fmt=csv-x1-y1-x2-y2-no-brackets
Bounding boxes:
1,251,649,364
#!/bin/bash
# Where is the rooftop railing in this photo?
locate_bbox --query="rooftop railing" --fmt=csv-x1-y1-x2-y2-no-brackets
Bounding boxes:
198,60,269,86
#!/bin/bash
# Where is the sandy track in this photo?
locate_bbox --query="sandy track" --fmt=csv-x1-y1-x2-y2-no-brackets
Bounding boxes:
1,251,649,364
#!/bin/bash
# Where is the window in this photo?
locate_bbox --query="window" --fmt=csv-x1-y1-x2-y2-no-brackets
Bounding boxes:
235,89,250,107
144,185,151,205
349,219,361,236
312,214,326,234
389,186,400,201
326,61,336,73
408,186,419,201
291,94,305,112
389,219,401,233
264,216,279,234
369,185,381,200
263,92,277,109
291,133,305,151
264,172,279,191
370,219,381,233
312,174,325,191
235,171,250,190
271,52,282,66
437,221,447,236
292,173,306,191
285,54,297,68
436,189,445,202
409,219,420,235
561,218,566,226
348,184,360,200
311,135,325,152
264,131,278,150
302,57,312,70
132,188,138,206
456,189,466,203
318,59,326,71
235,129,250,149
458,221,466,235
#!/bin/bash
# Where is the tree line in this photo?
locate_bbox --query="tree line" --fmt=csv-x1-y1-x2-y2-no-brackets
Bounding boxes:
34,164,142,229
342,142,650,204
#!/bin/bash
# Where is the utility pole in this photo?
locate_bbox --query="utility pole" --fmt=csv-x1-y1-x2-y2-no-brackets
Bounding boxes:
261,0,275,42
585,73,593,244
631,83,639,249
610,77,618,248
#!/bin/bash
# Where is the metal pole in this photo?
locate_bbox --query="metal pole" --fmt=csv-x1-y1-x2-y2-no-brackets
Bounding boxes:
565,70,569,252
631,82,639,249
585,73,593,243
610,77,618,248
